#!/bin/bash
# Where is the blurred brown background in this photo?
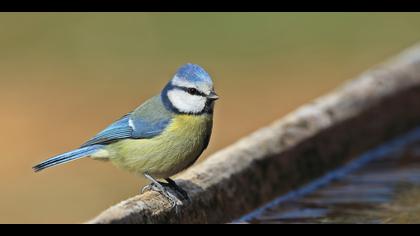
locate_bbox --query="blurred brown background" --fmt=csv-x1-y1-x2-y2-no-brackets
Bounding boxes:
1,13,420,223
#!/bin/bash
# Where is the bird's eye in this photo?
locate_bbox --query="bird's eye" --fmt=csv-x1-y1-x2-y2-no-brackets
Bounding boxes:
187,88,199,95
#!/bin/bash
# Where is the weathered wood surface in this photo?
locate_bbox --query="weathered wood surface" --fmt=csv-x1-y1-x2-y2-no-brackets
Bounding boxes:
88,44,420,224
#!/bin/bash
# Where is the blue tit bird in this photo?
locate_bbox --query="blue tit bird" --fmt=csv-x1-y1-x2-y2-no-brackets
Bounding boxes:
33,63,219,207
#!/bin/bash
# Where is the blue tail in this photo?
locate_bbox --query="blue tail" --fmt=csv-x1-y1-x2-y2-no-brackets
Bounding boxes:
33,145,102,172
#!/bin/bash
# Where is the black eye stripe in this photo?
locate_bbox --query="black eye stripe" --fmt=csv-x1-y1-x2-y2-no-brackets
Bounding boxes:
174,86,207,97
187,87,200,95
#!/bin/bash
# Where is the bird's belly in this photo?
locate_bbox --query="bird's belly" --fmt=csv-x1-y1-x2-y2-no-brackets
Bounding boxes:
106,114,212,179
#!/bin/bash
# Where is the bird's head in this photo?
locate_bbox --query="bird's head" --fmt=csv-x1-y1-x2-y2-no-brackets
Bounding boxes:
162,63,218,115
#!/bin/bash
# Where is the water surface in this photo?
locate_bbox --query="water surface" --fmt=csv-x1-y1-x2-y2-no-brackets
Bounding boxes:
237,127,420,224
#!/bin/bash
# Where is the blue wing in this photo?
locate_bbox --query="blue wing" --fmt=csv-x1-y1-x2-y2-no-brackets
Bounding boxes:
81,95,173,147
80,114,133,147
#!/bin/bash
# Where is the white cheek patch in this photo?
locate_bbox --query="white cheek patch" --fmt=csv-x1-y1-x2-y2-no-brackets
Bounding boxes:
167,89,206,114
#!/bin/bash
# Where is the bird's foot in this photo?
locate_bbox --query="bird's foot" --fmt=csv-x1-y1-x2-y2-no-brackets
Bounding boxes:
142,182,183,211
165,178,191,203
141,174,184,213
141,183,153,194
142,180,190,203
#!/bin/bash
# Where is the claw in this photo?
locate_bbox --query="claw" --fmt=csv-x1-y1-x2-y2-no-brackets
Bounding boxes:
141,184,152,194
142,174,184,213
165,178,191,202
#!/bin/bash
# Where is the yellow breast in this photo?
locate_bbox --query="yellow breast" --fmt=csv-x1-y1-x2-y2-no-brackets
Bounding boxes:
104,114,213,178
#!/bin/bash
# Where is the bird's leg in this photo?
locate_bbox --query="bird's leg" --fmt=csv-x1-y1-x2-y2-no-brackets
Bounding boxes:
165,178,190,202
142,178,190,202
142,173,183,210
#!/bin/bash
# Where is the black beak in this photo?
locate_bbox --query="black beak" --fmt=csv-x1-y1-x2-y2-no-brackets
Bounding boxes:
208,91,219,101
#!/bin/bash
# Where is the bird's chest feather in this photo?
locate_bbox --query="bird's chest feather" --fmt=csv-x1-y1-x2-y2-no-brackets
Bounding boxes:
167,114,212,144
154,114,213,162
108,114,213,177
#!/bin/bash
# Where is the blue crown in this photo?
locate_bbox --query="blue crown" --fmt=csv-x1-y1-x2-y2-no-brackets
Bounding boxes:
175,63,212,84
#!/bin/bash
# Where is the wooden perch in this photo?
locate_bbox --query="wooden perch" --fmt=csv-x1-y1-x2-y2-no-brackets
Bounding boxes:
88,44,420,224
